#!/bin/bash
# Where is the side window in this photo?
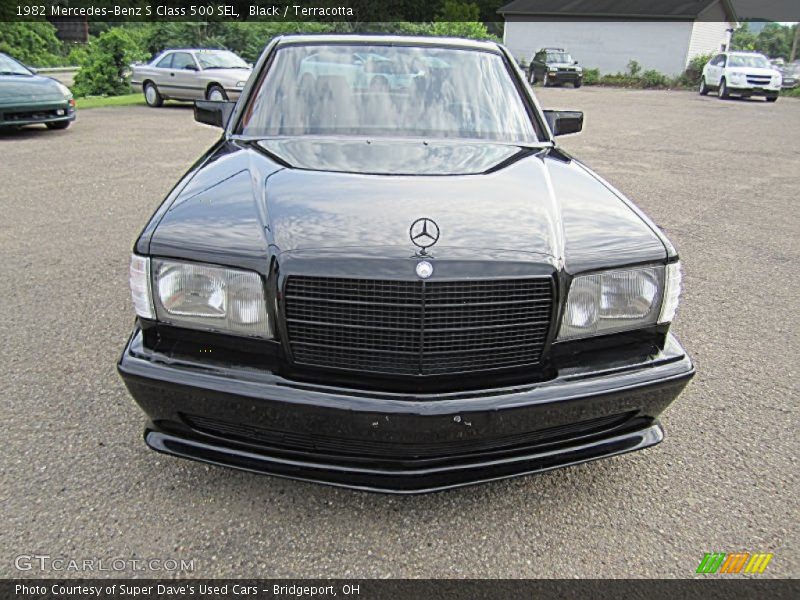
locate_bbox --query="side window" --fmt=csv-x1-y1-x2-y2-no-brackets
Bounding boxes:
155,54,173,68
171,53,196,70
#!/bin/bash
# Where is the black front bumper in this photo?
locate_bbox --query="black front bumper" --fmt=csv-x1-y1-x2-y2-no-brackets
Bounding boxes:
549,71,582,83
118,330,694,493
0,101,75,127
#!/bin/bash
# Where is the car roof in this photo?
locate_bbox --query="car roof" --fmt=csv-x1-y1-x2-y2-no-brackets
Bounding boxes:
159,48,234,54
725,51,766,56
274,34,502,53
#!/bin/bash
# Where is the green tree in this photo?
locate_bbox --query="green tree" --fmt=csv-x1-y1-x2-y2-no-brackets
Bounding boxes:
755,23,794,59
137,21,349,63
0,22,65,67
731,23,757,51
431,1,494,40
72,28,148,97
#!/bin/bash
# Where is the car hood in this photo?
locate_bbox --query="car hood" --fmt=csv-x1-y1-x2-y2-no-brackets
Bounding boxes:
263,141,561,260
148,140,668,273
201,67,251,81
732,67,779,77
0,74,67,104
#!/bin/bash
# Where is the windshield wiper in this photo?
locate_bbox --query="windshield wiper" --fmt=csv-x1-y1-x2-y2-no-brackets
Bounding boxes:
0,71,30,76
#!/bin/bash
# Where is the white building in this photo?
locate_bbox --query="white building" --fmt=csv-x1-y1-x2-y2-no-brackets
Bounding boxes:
500,0,738,76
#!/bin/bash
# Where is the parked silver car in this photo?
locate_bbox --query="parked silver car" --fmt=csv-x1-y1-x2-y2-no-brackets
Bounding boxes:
131,49,252,106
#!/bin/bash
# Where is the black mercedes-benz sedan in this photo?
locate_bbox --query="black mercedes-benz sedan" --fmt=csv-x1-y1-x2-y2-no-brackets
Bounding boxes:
118,35,694,493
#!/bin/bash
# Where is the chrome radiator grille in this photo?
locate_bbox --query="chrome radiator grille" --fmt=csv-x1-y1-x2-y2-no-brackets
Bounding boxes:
284,276,553,376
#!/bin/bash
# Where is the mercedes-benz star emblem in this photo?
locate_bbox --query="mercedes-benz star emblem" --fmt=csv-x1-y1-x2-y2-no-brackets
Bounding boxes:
416,260,434,279
409,217,440,254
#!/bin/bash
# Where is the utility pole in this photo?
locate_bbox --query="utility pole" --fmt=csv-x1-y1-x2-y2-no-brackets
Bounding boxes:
791,23,799,62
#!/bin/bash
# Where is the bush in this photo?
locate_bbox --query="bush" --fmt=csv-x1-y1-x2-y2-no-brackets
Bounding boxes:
641,69,669,88
677,52,713,87
72,29,148,97
582,68,600,85
63,44,88,67
590,61,674,89
600,72,639,87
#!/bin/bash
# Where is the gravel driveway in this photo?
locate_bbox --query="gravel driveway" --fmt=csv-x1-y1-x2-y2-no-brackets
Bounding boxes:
1,88,797,578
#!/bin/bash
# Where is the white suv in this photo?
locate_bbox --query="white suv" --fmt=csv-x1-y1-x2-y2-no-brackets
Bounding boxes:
700,51,782,102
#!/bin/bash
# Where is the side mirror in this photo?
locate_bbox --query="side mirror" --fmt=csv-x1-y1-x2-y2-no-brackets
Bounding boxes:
194,100,235,129
574,60,579,65
543,110,584,136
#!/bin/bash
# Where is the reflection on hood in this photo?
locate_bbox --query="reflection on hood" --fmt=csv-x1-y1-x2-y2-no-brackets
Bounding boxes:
0,75,66,103
257,138,523,176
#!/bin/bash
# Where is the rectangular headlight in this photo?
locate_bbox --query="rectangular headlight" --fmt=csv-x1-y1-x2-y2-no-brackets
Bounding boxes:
152,259,271,339
558,266,664,340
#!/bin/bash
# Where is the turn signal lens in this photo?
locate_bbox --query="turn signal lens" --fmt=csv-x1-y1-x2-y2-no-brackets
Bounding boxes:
129,254,155,319
658,262,682,324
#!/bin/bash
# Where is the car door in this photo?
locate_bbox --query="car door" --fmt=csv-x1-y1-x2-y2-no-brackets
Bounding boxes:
717,54,729,85
151,52,174,92
167,52,202,100
534,52,545,80
536,52,547,81
707,54,724,86
527,52,539,80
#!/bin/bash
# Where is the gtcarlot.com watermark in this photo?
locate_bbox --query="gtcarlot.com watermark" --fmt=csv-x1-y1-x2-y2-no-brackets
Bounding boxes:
14,554,195,572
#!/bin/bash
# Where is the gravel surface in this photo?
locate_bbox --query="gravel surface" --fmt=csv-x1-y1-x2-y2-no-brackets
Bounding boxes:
1,88,798,579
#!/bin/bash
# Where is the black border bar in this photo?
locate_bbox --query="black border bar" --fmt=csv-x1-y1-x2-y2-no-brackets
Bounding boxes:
3,1,800,23
3,579,800,600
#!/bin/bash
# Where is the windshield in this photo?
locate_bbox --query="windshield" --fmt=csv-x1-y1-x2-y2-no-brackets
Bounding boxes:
728,54,770,69
241,44,537,143
547,52,574,64
0,53,32,75
196,50,249,69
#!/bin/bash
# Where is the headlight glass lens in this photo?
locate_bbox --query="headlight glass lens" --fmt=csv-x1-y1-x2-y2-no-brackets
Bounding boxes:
558,266,665,340
153,259,271,338
55,82,72,97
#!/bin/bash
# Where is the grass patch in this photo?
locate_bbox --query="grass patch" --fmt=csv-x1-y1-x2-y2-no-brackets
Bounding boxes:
76,94,145,109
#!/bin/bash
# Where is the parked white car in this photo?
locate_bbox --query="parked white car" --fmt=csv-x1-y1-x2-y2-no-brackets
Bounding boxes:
699,51,782,102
